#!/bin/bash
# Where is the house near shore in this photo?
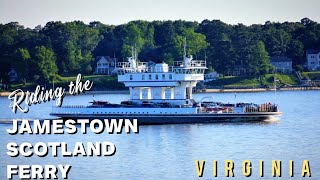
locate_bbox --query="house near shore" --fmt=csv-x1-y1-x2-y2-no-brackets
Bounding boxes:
270,56,293,74
204,71,219,82
306,49,320,71
94,56,117,75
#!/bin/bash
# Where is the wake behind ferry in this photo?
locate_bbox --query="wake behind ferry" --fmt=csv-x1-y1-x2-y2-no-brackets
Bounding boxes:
50,45,282,124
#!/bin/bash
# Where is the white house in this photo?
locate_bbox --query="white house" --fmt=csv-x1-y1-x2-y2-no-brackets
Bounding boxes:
306,50,320,71
95,56,117,75
270,56,293,73
204,71,219,82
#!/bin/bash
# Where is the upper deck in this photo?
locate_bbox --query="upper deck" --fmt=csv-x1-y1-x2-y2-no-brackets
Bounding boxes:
115,46,207,101
116,60,206,73
117,59,207,83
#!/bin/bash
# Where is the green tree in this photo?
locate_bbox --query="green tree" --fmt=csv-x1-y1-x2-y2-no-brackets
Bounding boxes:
1,18,320,84
264,28,291,56
14,48,31,83
249,41,271,76
32,46,58,83
172,28,208,60
41,21,100,74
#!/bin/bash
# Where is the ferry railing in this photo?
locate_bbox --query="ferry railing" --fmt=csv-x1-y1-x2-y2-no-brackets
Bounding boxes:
56,103,279,112
190,60,206,67
118,67,206,74
116,62,130,68
117,66,176,73
174,60,206,67
174,61,184,67
173,68,205,74
244,104,278,113
117,60,207,70
116,61,207,75
116,62,147,68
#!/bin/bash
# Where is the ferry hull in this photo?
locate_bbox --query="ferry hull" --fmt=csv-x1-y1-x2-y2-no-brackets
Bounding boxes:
50,112,282,125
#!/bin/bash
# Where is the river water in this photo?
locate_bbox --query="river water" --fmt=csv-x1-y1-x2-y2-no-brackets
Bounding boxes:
0,90,319,179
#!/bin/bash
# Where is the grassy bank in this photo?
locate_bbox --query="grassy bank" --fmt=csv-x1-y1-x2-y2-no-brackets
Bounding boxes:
301,71,320,80
205,74,299,88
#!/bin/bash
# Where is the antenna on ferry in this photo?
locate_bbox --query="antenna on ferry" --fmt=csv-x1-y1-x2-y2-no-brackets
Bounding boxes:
131,46,135,59
183,37,187,61
134,43,138,61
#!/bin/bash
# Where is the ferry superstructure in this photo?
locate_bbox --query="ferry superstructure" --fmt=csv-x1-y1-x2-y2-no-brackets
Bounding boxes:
51,46,281,124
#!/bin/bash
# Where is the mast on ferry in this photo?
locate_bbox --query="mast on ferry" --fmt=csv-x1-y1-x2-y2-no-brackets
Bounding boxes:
183,37,186,61
183,37,193,67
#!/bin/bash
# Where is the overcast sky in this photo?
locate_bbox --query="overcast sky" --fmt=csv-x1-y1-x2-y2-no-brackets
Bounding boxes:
1,0,319,28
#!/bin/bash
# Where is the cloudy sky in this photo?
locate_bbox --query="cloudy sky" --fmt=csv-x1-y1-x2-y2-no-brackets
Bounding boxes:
1,0,319,28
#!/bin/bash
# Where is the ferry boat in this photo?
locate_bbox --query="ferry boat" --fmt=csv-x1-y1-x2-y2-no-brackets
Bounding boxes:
50,45,282,124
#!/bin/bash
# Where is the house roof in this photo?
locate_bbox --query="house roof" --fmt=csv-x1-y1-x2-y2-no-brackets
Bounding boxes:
97,57,108,63
306,49,320,54
147,61,156,67
95,56,117,63
270,56,292,63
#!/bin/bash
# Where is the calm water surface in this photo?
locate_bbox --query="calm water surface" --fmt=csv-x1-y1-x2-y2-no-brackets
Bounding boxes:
0,91,320,179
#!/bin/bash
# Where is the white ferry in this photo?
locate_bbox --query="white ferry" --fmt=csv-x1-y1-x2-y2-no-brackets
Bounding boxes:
50,45,282,124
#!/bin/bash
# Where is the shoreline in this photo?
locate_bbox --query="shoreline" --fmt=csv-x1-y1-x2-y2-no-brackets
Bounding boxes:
1,87,320,97
202,87,320,93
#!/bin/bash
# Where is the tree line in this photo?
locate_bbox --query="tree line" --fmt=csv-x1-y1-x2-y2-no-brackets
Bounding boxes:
0,18,319,83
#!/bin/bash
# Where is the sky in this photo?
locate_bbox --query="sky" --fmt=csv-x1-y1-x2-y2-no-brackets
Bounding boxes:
0,0,319,28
